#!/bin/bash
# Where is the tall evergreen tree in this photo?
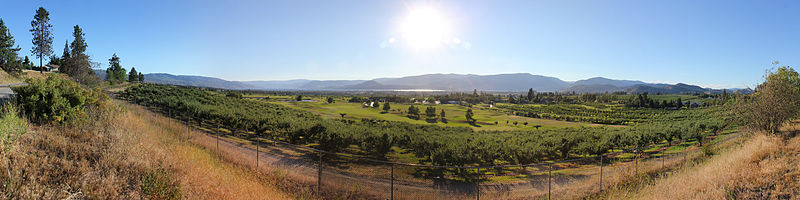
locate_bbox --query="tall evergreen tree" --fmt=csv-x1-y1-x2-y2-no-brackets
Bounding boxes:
128,67,138,82
23,56,30,69
425,107,437,118
527,88,534,101
382,102,391,112
465,108,475,124
61,40,70,59
105,53,126,84
30,7,53,73
0,18,22,74
62,25,96,84
70,26,87,58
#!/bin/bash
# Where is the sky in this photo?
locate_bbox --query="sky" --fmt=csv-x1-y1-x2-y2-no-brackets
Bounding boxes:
2,0,800,89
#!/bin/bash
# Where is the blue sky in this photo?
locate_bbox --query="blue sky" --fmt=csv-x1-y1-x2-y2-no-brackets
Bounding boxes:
2,0,799,89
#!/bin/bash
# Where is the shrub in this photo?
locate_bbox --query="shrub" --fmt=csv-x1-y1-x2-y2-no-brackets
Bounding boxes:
0,103,28,150
140,167,182,200
12,75,106,125
740,65,800,136
702,145,716,156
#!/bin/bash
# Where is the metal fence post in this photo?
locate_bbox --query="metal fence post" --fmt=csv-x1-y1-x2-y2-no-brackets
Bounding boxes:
683,142,687,162
662,148,666,169
548,163,552,200
318,152,323,194
254,129,259,168
635,152,638,176
599,155,603,192
476,179,480,200
391,164,394,200
216,123,220,152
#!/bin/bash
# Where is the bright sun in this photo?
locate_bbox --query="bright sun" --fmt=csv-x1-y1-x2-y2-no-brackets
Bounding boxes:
400,7,453,49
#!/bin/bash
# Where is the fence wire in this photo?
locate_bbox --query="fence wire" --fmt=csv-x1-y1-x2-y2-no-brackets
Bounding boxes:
143,103,741,200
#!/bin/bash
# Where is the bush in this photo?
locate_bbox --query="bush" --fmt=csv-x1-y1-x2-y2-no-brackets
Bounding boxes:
140,167,182,200
12,75,106,125
0,103,28,150
741,65,800,136
703,145,716,156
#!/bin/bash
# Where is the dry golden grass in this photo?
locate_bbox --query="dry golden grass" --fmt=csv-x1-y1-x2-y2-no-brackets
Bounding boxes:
0,102,150,199
0,70,18,84
118,101,293,200
596,127,800,200
0,97,292,199
0,70,69,84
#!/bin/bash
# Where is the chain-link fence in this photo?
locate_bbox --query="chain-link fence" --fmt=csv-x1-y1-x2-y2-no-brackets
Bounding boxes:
145,104,741,200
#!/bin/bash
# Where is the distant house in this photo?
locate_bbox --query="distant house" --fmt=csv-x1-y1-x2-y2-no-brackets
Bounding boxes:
45,64,59,72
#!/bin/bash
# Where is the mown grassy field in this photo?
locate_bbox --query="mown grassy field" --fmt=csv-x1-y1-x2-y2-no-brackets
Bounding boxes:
271,97,596,131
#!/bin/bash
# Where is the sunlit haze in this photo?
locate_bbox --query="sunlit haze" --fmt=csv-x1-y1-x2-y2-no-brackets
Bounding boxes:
2,0,800,88
398,5,456,49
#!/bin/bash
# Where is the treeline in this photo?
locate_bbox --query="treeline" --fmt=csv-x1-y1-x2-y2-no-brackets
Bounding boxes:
625,93,693,108
121,84,731,174
0,7,143,85
497,103,672,125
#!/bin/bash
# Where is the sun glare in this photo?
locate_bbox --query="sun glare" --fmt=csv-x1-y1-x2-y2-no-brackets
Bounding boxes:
400,6,453,49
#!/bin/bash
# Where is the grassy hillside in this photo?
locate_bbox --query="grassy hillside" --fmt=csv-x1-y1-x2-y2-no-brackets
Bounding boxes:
0,75,293,199
592,128,800,199
0,70,18,84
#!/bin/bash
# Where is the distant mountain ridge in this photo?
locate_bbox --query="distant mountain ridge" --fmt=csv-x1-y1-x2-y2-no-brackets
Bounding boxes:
137,72,744,94
143,73,254,89
572,77,646,87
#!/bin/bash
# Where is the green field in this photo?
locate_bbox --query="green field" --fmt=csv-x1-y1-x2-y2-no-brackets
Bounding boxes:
271,97,596,131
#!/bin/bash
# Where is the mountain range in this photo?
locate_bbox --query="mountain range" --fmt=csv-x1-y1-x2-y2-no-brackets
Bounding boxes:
131,72,748,94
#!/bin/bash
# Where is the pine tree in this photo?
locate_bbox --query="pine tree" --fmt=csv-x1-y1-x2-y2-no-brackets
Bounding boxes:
527,88,534,101
61,40,70,59
23,56,30,69
62,25,96,84
105,53,126,84
70,26,87,58
30,7,53,73
425,107,437,118
465,108,475,124
382,102,391,112
128,67,138,82
0,18,22,74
